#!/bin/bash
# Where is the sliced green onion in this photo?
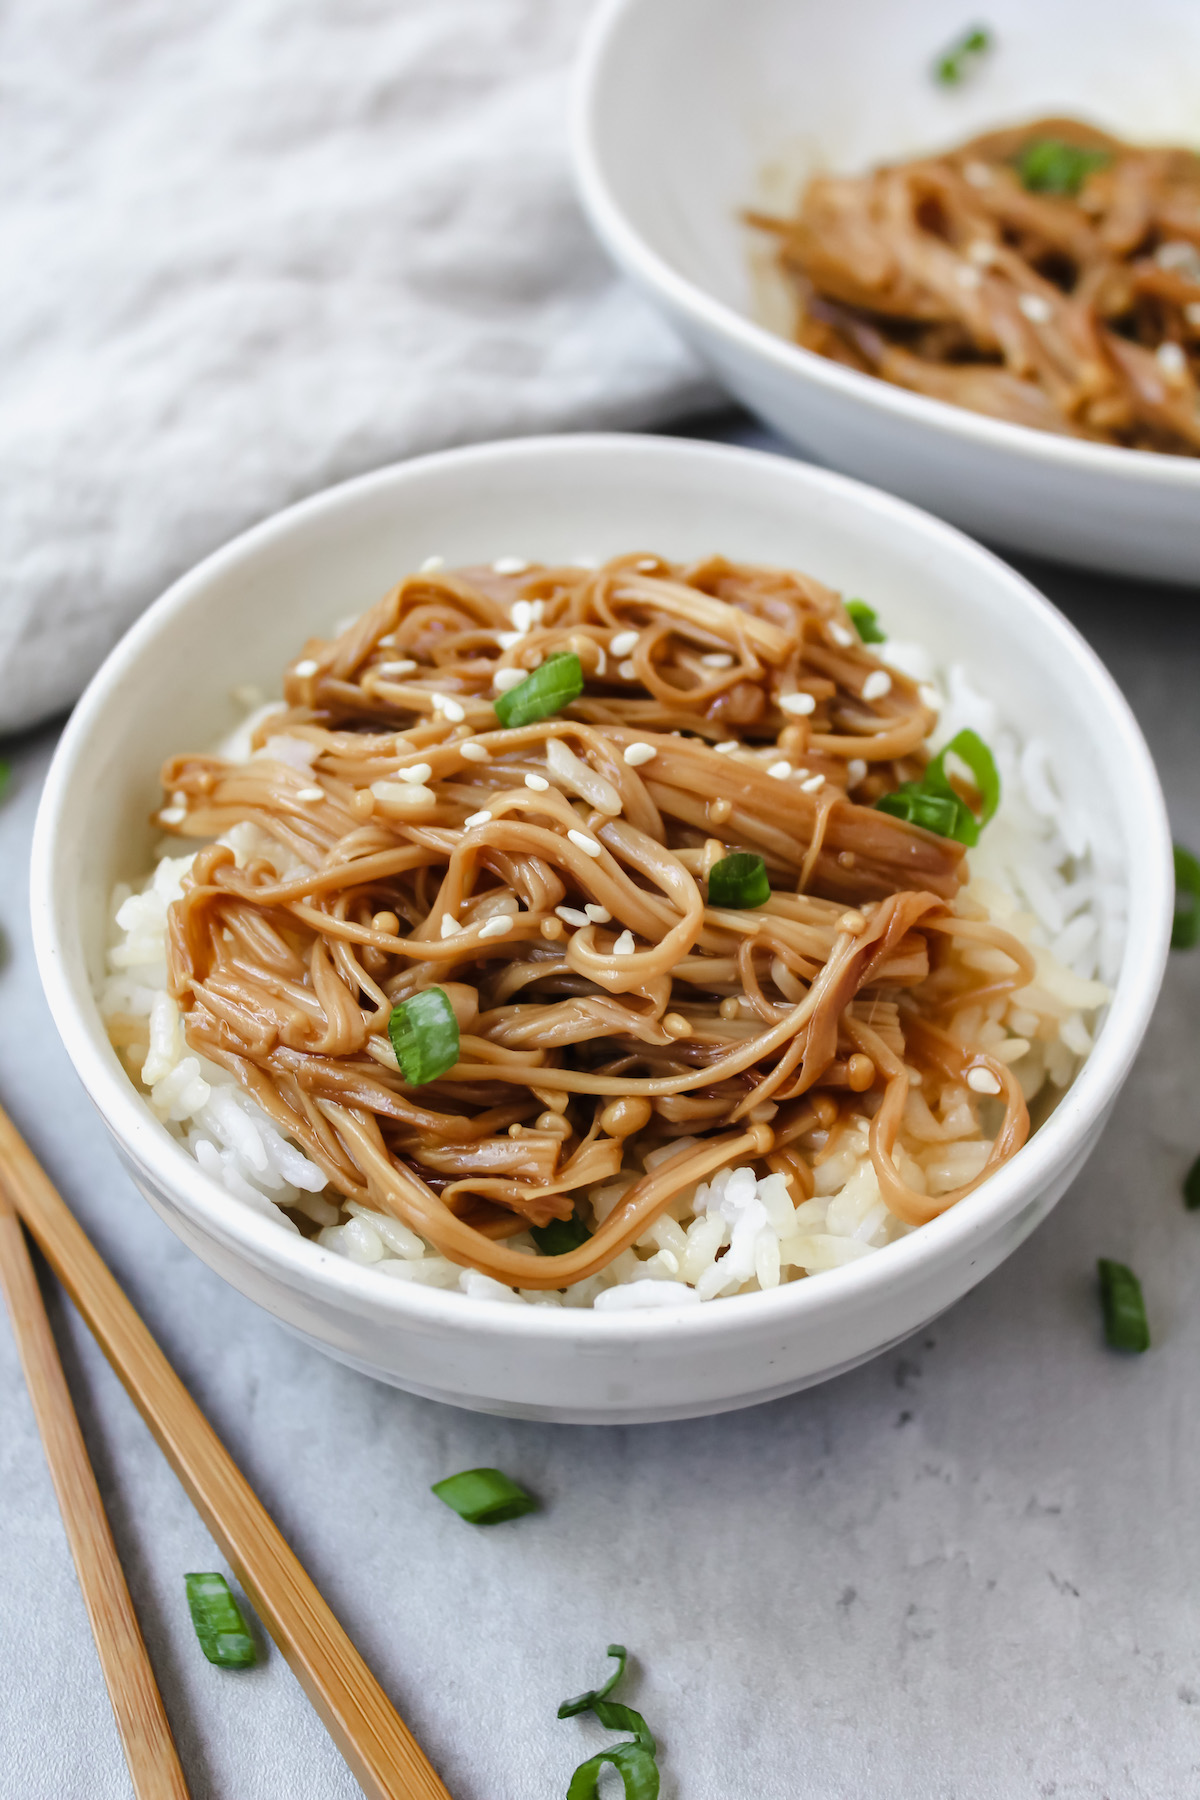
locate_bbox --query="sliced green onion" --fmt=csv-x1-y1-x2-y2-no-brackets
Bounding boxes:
558,1644,628,1718
531,1211,592,1256
431,1467,538,1524
1183,1154,1200,1211
493,652,584,727
566,1740,660,1800
933,24,992,85
184,1573,257,1668
1172,844,1200,949
387,988,460,1086
707,852,770,909
846,600,885,645
876,728,999,846
1013,138,1110,196
0,762,10,802
560,1646,660,1799
1097,1259,1150,1353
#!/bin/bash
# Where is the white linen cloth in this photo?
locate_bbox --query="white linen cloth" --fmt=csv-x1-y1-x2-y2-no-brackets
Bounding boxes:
0,0,712,734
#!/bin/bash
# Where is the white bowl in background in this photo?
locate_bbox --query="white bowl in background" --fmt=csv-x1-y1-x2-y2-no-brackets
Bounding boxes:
31,435,1172,1422
573,0,1200,583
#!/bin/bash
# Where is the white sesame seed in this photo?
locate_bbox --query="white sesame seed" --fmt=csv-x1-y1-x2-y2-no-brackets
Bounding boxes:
1186,302,1200,328
1018,293,1053,324
714,741,739,755
862,670,892,701
511,600,535,633
584,903,611,923
478,915,514,938
966,238,997,265
768,760,792,780
440,914,461,937
701,652,733,668
963,160,992,188
171,790,187,807
610,630,639,657
967,1067,1002,1095
376,659,418,678
593,647,607,677
555,906,590,927
1156,340,1187,379
398,763,433,785
293,659,319,678
1156,240,1200,274
827,623,854,648
635,557,658,571
623,742,656,767
524,772,549,791
919,684,942,711
159,806,186,826
464,809,493,828
848,758,868,786
497,630,524,650
493,668,527,693
955,264,982,290
618,660,638,681
419,554,445,573
440,697,465,723
296,786,324,802
460,741,491,762
612,930,635,956
371,780,436,812
493,556,530,574
800,773,826,793
779,692,816,716
568,829,603,858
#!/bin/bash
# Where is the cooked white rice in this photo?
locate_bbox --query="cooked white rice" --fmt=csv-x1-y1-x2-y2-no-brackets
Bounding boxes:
97,654,1115,1310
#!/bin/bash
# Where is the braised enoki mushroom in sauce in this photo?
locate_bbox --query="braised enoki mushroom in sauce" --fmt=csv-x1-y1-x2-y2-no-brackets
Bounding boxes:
127,551,1056,1295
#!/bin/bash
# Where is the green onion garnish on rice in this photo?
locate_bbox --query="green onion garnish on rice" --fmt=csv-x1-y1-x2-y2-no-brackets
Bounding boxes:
531,1211,592,1255
184,1572,257,1668
431,1468,538,1524
932,24,992,86
707,851,770,909
1097,1258,1150,1353
493,652,584,727
1183,1154,1200,1211
876,728,999,847
845,599,886,644
387,988,460,1086
1013,138,1111,196
1171,845,1200,949
560,1645,661,1798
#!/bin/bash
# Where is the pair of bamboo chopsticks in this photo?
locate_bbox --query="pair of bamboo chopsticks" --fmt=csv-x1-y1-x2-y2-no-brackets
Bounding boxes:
0,1100,452,1800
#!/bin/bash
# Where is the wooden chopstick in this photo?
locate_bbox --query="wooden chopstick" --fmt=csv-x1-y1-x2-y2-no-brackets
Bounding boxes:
0,1178,191,1800
0,1102,453,1800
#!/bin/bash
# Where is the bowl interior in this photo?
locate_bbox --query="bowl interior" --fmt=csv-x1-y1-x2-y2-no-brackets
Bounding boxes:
584,0,1200,326
35,434,1170,1334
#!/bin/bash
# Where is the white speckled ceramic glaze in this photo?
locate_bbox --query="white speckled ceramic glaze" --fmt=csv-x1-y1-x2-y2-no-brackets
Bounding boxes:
573,0,1200,583
31,436,1171,1421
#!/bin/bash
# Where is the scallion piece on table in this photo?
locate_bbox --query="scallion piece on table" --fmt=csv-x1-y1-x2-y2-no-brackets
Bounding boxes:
845,599,885,644
1097,1258,1150,1353
707,851,770,910
560,1645,661,1799
431,1467,538,1525
932,24,992,85
1172,844,1200,949
1183,1154,1200,1211
184,1572,257,1668
876,728,999,847
531,1212,592,1255
1012,138,1110,196
387,987,460,1086
493,652,584,727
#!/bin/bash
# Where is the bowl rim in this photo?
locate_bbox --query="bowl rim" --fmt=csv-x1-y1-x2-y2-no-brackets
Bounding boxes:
30,431,1174,1344
572,0,1200,494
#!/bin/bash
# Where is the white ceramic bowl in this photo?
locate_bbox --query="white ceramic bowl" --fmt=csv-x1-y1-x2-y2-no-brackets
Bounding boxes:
573,0,1200,583
31,435,1171,1423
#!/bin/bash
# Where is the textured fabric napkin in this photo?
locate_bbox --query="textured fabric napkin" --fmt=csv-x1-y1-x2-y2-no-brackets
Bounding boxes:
0,0,712,735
